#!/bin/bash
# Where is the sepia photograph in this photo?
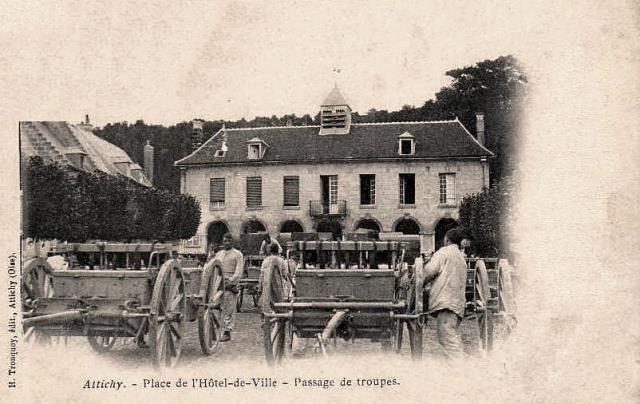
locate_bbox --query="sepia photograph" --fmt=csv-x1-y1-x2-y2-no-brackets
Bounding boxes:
1,1,639,403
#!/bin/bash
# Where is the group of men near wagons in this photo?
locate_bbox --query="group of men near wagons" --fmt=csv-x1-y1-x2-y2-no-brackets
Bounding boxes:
213,228,469,360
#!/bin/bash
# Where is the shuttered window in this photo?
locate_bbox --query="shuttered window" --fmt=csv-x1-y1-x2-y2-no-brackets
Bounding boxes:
283,176,299,207
209,178,225,209
246,176,262,208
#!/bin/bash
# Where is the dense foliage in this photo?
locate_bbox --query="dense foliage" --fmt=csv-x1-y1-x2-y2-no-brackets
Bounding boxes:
22,156,201,242
457,176,516,257
93,55,526,192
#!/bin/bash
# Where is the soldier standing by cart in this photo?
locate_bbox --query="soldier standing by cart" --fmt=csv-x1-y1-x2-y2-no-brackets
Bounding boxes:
420,227,468,361
214,233,245,342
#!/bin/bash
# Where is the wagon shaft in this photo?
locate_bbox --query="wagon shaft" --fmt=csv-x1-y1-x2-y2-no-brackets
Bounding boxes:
22,310,83,327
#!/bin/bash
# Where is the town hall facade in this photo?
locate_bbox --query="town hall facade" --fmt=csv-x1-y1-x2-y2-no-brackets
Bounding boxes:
175,86,493,254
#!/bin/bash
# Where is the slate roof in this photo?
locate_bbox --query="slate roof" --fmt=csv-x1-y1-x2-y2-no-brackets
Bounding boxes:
175,118,493,167
20,121,152,186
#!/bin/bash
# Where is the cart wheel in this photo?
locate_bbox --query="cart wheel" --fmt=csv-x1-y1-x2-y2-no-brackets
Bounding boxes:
478,313,495,351
22,257,54,306
263,317,286,366
198,259,224,355
407,320,423,359
149,259,186,368
23,326,52,345
393,319,404,353
22,258,55,345
87,335,118,353
236,286,244,312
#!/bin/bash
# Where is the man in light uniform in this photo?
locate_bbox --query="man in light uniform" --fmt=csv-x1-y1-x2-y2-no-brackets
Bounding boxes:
214,233,244,342
421,227,468,360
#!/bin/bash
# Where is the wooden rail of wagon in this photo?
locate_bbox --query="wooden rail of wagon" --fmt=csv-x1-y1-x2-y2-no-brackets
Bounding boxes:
261,245,517,364
260,241,423,365
22,243,229,368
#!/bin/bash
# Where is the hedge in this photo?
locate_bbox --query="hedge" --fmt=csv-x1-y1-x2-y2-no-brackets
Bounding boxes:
458,176,515,257
22,156,201,242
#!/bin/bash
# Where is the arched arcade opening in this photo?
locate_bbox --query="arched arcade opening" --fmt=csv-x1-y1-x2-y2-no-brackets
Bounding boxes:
207,221,229,254
279,220,304,234
316,220,343,240
242,219,267,234
434,218,458,251
393,217,421,235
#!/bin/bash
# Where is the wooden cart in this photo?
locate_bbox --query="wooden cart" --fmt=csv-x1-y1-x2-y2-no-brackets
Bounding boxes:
463,257,518,351
236,255,263,312
260,240,424,365
21,243,226,368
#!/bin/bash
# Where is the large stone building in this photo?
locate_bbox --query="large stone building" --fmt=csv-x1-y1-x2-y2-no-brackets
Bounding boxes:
175,87,493,254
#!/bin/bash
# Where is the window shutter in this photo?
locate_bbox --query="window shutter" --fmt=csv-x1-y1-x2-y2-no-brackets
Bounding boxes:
246,177,262,208
283,176,299,206
210,178,225,206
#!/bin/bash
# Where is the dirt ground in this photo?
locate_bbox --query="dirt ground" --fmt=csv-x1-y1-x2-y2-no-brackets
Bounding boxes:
37,297,486,368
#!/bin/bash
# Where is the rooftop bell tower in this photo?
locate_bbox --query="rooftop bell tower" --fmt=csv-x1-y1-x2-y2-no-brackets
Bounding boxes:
319,84,352,135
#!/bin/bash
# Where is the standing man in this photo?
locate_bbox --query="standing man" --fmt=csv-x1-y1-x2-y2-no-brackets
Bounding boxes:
259,233,283,256
214,233,244,342
420,227,468,360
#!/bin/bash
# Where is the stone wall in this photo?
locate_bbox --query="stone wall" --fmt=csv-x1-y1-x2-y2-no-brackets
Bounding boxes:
180,158,488,253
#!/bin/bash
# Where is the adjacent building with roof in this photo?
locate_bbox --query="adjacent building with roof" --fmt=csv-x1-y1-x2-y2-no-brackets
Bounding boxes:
175,86,493,254
20,117,153,186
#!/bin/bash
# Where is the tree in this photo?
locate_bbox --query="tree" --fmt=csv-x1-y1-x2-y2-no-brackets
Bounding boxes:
458,175,516,257
22,156,201,242
433,55,527,183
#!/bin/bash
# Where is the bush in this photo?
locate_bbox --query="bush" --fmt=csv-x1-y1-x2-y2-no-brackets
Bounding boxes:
458,176,515,257
22,156,201,242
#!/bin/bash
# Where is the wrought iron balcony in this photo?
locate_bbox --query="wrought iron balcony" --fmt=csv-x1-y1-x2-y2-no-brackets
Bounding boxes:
309,200,347,217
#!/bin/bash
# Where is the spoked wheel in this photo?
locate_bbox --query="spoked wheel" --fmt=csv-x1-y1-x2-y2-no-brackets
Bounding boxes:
23,326,52,345
260,259,287,366
263,317,286,366
22,257,54,307
87,335,118,353
22,258,54,345
149,259,186,368
236,286,244,312
393,319,404,353
198,259,225,355
478,314,494,351
407,319,423,359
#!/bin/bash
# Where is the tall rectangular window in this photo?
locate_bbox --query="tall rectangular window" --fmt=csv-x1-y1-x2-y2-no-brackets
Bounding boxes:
246,176,262,208
399,173,416,205
283,176,299,207
360,174,376,205
209,178,225,209
439,173,456,204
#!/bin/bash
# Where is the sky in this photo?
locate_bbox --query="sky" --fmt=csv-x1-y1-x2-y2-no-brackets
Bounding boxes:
1,0,547,127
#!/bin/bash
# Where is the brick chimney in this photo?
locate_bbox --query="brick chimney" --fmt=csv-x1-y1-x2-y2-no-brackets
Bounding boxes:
143,140,154,184
475,112,485,146
191,119,204,152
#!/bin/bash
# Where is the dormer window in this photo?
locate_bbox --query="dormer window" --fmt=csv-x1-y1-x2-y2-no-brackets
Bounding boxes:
398,132,415,156
246,137,268,160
